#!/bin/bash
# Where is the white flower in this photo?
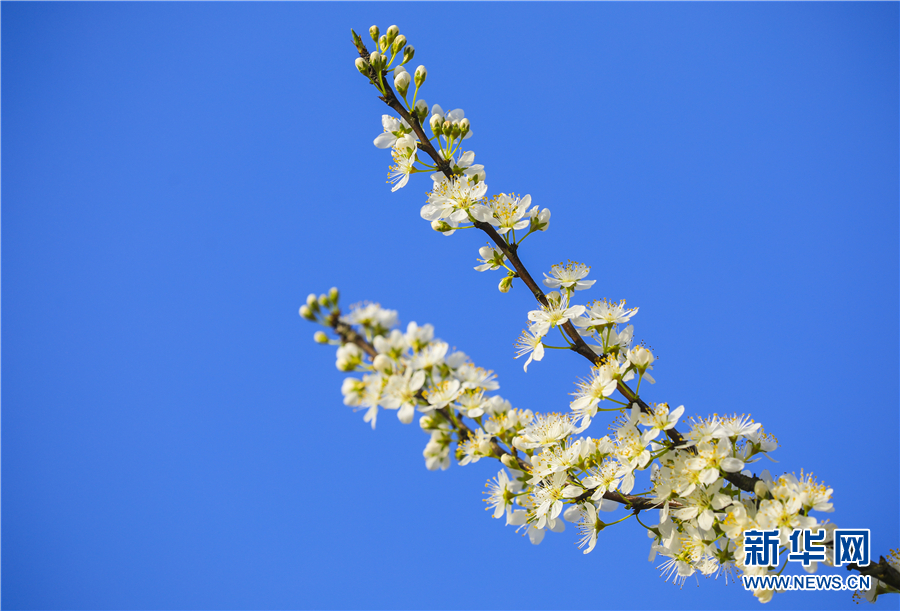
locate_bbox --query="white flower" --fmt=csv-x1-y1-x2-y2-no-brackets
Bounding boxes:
514,326,545,372
454,364,499,391
474,245,505,272
527,291,586,336
420,176,488,223
387,134,418,192
542,261,596,291
638,403,685,444
424,379,461,411
484,469,523,521
570,363,618,429
381,369,426,424
573,502,605,554
574,298,638,329
373,114,411,149
528,205,551,232
513,413,576,450
458,429,494,465
485,193,531,234
627,345,655,383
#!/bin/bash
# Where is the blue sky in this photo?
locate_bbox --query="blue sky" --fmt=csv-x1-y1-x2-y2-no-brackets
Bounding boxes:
2,3,897,610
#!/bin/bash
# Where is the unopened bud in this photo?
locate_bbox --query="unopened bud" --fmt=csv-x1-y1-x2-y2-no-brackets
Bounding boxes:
391,34,407,55
394,70,411,96
299,305,315,320
329,287,339,303
431,220,452,233
459,118,470,136
402,45,415,64
351,29,362,46
318,294,330,308
354,57,369,75
414,99,428,122
500,454,518,469
386,25,399,43
754,480,769,499
369,51,384,71
450,121,461,139
306,293,320,312
442,120,452,137
499,275,514,293
369,25,380,43
378,35,389,52
314,331,329,344
429,114,443,134
414,65,427,87
372,354,393,373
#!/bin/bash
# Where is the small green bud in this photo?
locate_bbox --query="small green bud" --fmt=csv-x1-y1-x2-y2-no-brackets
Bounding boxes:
306,293,320,312
369,52,384,71
299,305,315,320
459,118,470,136
402,45,415,65
351,29,362,46
500,454,519,469
386,25,399,41
414,65,427,87
431,220,452,233
314,331,329,344
329,287,339,303
378,35,389,53
369,25,380,43
414,99,428,122
499,275,514,293
318,294,330,308
354,58,369,75
391,34,407,55
394,70,411,96
450,121,461,139
442,120,452,137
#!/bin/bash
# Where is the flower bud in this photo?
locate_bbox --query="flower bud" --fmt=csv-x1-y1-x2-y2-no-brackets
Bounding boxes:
402,45,415,64
499,275,514,293
414,99,428,122
429,114,443,134
431,220,452,233
378,35,389,53
369,52,383,71
442,120,452,137
372,354,394,374
351,29,362,46
306,293,320,312
754,480,769,499
299,305,315,320
459,118,470,136
394,70,411,96
369,25,380,43
318,294,330,308
329,287,339,303
386,25,399,44
414,65,427,87
391,34,407,55
354,57,369,75
314,331,329,344
500,453,518,469
450,121,461,139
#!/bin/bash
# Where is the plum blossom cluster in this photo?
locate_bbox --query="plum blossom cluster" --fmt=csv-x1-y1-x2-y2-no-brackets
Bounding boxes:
297,24,899,606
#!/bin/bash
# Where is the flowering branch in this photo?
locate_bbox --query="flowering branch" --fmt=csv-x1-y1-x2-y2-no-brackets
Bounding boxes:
299,24,899,604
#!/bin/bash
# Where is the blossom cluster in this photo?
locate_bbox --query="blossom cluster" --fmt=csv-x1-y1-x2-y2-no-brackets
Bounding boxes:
296,23,899,606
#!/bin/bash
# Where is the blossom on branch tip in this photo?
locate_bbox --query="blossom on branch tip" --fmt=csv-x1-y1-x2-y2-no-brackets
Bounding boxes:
543,261,596,291
527,291,586,336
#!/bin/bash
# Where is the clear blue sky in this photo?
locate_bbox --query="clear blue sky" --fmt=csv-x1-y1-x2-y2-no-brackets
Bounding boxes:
2,3,897,610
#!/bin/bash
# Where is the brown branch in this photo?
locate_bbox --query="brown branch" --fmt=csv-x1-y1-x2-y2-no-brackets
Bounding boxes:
848,556,900,592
